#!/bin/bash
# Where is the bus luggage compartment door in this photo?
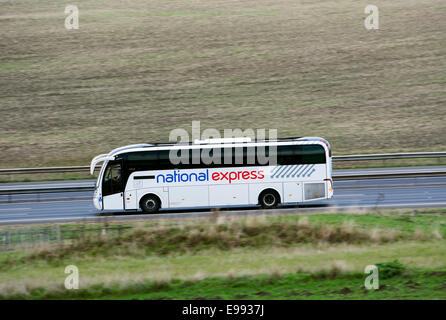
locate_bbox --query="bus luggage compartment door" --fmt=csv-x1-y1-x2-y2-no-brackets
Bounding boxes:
209,184,249,206
169,186,209,208
283,182,303,203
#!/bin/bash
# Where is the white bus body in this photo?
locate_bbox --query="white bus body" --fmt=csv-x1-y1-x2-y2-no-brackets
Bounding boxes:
91,137,333,212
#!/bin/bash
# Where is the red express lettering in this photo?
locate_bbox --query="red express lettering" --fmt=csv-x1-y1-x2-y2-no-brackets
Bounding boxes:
211,170,264,183
220,172,229,180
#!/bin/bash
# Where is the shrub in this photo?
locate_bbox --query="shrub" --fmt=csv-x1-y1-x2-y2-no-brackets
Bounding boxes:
375,260,406,279
13,218,412,263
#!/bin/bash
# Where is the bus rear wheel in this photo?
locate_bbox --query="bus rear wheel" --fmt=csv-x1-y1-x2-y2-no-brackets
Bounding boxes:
259,190,280,209
140,194,161,213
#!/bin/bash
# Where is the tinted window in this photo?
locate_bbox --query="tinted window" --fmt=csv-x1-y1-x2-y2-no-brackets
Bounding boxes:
276,145,326,165
158,150,174,169
122,144,325,171
276,146,294,165
300,145,326,164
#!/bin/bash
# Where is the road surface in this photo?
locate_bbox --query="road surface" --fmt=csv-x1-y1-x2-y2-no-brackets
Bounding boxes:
0,167,445,225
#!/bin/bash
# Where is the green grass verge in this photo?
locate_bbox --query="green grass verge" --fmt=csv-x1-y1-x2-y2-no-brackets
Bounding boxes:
2,268,446,300
71,269,446,300
0,210,445,299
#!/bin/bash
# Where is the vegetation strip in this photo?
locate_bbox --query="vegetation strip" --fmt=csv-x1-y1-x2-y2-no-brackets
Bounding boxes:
0,210,445,299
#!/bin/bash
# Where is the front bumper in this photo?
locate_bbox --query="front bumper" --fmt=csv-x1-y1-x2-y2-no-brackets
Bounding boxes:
93,189,103,210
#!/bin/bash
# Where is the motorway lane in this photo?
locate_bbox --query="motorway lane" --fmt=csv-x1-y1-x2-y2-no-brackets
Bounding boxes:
0,172,445,225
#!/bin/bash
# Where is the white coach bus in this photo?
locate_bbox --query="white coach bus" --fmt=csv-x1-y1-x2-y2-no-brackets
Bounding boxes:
90,137,333,213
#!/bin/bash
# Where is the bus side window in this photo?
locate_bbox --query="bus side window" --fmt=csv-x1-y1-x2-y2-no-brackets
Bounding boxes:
199,147,222,168
158,150,174,169
277,146,295,165
300,145,326,164
233,147,244,165
127,151,159,170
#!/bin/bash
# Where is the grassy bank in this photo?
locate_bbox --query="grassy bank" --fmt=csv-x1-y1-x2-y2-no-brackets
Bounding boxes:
4,269,446,300
0,210,445,299
1,0,446,168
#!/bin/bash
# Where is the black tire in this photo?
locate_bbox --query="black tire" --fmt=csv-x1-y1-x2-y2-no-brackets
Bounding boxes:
259,189,280,209
140,194,161,213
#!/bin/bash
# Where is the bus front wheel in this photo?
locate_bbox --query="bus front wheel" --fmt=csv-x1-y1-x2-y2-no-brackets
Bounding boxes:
140,194,161,213
259,189,280,209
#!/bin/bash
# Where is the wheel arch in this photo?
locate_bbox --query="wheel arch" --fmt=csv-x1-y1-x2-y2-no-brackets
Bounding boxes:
258,187,282,205
139,192,163,209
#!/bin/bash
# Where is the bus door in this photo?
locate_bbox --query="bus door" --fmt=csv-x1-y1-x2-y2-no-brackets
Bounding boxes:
102,160,124,210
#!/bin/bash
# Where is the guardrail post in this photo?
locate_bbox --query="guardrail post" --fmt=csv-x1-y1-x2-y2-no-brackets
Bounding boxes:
118,225,122,236
56,225,61,243
25,229,30,249
20,231,25,248
45,227,50,243
5,231,9,251
374,192,385,211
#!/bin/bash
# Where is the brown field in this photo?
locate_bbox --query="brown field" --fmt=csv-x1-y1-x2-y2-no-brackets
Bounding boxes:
1,0,445,168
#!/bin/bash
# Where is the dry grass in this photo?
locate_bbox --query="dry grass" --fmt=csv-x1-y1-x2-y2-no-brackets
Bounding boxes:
0,0,445,168
10,215,434,264
1,211,445,298
1,237,445,298
432,227,444,240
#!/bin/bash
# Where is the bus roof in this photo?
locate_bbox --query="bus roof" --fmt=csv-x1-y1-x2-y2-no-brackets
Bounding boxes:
90,137,331,174
107,137,330,157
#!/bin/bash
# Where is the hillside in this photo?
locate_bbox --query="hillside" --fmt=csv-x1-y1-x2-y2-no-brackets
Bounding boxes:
1,0,445,167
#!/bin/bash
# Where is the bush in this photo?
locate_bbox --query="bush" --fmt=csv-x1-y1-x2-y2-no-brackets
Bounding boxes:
375,260,406,279
14,218,408,264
